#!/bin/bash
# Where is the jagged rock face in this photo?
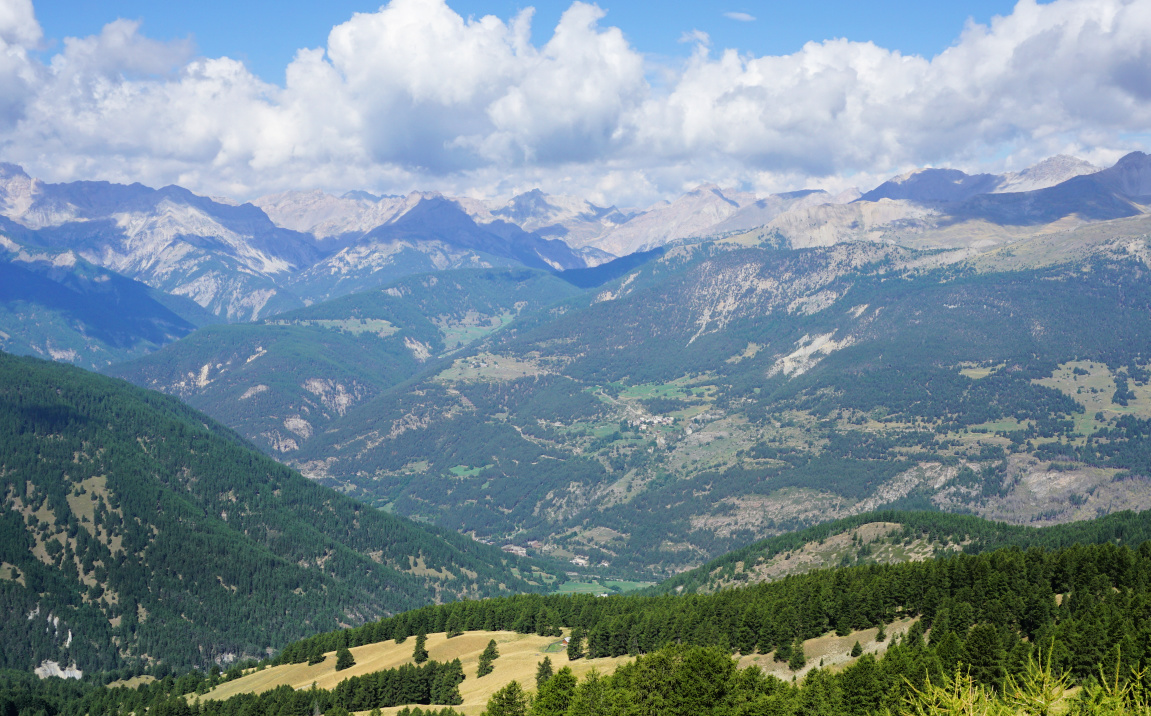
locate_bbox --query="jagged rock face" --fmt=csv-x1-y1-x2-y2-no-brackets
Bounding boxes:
0,173,588,323
0,151,1143,333
0,174,320,322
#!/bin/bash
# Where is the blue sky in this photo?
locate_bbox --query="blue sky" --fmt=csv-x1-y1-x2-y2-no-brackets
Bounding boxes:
35,1,1032,84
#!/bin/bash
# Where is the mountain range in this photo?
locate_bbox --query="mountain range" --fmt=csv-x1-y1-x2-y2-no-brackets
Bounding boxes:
7,150,1151,580
3,151,1149,371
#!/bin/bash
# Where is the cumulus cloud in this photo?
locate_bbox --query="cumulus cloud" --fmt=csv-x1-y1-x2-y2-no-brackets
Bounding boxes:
0,0,1149,205
723,12,756,22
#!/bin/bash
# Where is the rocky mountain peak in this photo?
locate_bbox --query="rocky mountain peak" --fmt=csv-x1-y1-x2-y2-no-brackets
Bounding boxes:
1095,151,1151,197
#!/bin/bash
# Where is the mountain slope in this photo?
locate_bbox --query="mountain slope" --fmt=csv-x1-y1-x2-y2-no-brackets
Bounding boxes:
651,508,1151,594
278,239,1151,577
107,268,581,454
0,164,318,321
0,233,209,368
0,352,548,674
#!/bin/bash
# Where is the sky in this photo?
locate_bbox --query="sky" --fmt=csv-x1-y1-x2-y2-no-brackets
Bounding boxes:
1,0,1149,206
31,2,1036,85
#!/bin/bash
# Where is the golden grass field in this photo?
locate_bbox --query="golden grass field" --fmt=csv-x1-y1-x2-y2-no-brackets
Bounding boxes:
197,620,915,715
200,630,633,716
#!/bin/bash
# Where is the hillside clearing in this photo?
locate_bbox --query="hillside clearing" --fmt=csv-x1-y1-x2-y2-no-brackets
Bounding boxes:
201,630,632,715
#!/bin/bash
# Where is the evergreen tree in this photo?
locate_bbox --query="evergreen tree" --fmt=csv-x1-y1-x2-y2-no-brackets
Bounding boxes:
481,681,528,716
429,659,465,705
963,623,1006,688
840,654,882,716
413,632,429,665
566,628,584,661
535,657,553,689
875,622,886,642
566,670,611,716
850,641,863,658
905,620,926,650
308,643,327,666
335,648,355,671
935,631,963,675
445,612,463,639
774,638,793,664
788,637,806,671
531,666,576,716
477,640,499,678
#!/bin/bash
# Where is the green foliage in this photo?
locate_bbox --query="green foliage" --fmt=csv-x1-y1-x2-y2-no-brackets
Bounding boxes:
477,640,499,678
481,681,529,716
531,666,576,716
653,508,1151,595
0,352,540,671
535,657,553,689
235,246,1151,577
851,641,863,658
413,633,429,665
788,638,807,671
567,628,584,661
308,644,327,666
335,648,355,671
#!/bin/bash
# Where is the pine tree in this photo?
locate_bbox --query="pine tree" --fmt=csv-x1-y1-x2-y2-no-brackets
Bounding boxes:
413,632,429,665
850,641,863,658
481,680,528,716
445,611,463,639
532,666,577,716
335,647,355,671
430,658,465,705
875,621,887,642
840,653,882,716
905,619,926,650
566,670,610,716
535,657,553,689
477,639,499,677
566,628,584,661
963,623,1006,688
307,643,326,665
788,637,806,671
774,638,792,664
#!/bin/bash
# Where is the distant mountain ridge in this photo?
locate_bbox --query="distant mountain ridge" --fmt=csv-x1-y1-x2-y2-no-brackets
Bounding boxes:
0,167,592,366
2,151,1148,372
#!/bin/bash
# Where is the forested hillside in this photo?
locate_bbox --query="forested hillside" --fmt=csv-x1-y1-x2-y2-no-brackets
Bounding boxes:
13,522,1150,716
651,508,1151,594
108,269,580,454
264,237,1151,577
0,352,551,674
0,240,214,369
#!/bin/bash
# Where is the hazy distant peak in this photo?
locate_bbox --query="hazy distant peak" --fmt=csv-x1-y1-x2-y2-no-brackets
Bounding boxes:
1093,151,1151,197
0,163,29,180
860,168,1001,203
994,155,1100,193
340,190,383,203
493,188,559,223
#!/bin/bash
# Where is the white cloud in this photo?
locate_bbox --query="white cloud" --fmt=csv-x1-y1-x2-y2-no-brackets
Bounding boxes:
723,12,756,22
0,0,1149,205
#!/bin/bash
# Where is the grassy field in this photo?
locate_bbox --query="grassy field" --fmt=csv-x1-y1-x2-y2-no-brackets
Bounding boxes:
436,353,550,383
199,631,632,716
738,617,920,680
199,619,912,715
